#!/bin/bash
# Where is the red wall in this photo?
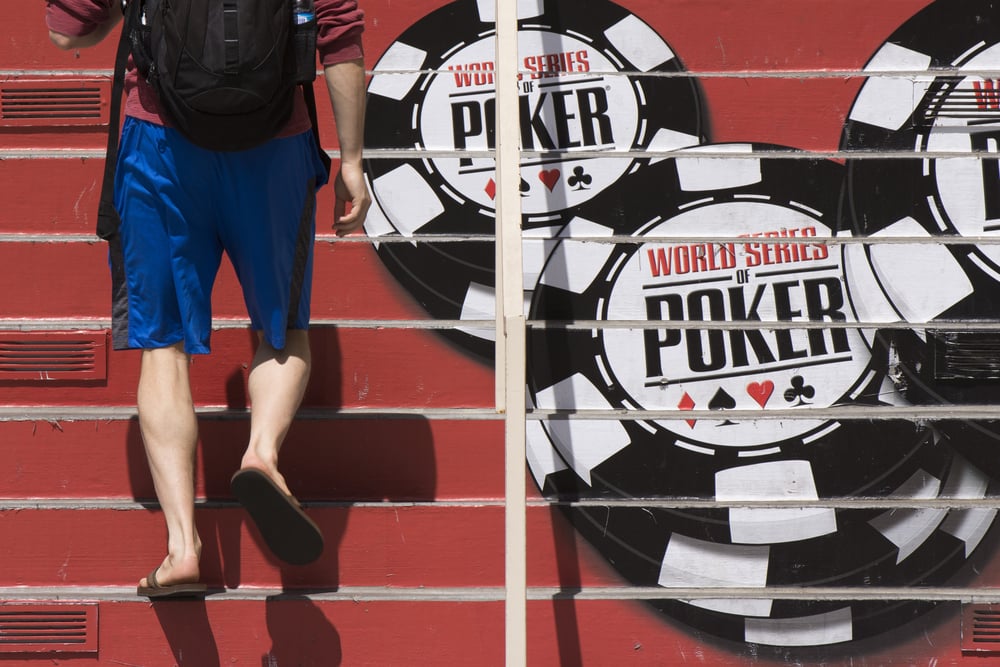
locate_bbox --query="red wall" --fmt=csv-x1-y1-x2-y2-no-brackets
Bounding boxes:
6,0,1000,664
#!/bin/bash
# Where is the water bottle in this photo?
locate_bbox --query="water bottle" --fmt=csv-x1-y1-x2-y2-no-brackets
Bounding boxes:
292,0,317,83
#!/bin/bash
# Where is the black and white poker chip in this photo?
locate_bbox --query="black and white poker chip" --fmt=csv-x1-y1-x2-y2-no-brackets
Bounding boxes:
528,145,932,503
524,145,997,646
840,0,1000,477
551,456,996,647
362,0,707,362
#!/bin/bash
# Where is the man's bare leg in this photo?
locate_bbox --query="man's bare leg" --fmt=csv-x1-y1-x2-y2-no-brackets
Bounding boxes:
239,329,311,494
136,343,202,588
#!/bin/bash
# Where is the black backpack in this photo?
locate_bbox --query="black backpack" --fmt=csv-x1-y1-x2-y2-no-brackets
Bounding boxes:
98,0,330,240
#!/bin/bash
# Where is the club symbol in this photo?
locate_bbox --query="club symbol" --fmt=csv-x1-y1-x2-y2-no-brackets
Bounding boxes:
783,375,815,406
567,166,592,191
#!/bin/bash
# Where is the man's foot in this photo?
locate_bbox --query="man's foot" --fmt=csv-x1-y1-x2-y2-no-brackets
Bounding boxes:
231,467,324,565
137,563,207,599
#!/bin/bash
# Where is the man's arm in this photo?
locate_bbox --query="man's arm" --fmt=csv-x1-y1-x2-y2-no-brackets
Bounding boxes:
324,57,371,235
48,1,121,50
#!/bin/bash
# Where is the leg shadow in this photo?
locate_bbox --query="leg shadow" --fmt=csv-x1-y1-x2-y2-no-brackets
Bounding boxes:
151,600,221,667
263,595,341,666
549,505,584,667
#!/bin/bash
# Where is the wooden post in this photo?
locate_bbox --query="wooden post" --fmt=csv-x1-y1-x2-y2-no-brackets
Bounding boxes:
494,1,527,665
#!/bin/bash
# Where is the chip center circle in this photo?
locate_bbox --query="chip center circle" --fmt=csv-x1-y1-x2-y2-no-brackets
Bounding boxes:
419,32,643,216
599,202,873,448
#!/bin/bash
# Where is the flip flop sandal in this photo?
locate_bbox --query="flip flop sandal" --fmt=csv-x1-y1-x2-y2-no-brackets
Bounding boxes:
231,467,324,565
136,566,208,599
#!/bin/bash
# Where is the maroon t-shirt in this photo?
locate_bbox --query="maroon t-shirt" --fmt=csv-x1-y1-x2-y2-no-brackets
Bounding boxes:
46,0,365,136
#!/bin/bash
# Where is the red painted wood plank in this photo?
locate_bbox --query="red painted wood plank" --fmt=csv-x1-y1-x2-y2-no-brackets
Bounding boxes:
0,418,504,501
0,597,965,666
0,327,494,408
0,505,632,589
0,158,102,235
6,0,934,74
0,239,428,321
0,158,394,239
527,599,965,667
0,506,503,588
93,599,505,667
3,1,936,156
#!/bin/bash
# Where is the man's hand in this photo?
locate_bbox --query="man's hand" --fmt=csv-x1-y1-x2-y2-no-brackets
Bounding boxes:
332,161,371,236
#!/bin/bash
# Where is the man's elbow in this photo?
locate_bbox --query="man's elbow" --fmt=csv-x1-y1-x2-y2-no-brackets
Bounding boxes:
49,30,81,50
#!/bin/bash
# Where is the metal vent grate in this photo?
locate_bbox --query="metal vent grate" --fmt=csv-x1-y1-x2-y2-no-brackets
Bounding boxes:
962,603,1000,654
0,603,98,654
0,331,108,382
0,78,111,127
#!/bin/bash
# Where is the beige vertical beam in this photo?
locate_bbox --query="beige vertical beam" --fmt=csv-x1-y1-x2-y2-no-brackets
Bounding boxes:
494,0,526,665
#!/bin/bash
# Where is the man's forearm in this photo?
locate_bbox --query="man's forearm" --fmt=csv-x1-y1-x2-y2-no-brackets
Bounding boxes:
323,58,366,165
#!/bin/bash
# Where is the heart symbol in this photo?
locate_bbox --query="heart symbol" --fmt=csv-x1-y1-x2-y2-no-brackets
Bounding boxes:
747,380,774,408
538,169,561,192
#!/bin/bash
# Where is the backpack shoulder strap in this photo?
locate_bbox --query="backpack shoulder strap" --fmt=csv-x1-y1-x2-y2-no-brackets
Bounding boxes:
97,1,142,241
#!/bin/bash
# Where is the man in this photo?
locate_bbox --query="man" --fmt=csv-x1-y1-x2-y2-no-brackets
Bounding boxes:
46,0,370,596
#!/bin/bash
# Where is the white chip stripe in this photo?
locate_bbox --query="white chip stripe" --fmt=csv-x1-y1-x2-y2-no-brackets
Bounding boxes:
538,240,617,294
534,374,630,483
842,243,898,323
869,218,974,321
745,607,853,647
474,0,544,23
728,507,838,545
459,280,496,325
459,282,495,320
647,129,705,164
716,460,837,544
937,456,996,556
461,222,603,333
940,455,990,499
658,534,769,588
676,155,763,192
849,43,933,131
368,43,428,101
362,189,397,239
541,418,631,485
526,418,569,489
457,285,532,340
943,508,997,557
868,468,944,564
690,598,774,617
715,460,820,501
372,165,445,236
871,509,948,565
603,14,675,72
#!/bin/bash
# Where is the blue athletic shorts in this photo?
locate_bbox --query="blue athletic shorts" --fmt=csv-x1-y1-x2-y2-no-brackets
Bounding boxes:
109,117,329,354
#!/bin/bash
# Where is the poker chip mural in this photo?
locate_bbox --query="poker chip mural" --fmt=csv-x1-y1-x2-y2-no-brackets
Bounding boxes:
840,0,1000,480
362,0,707,362
525,146,1000,647
360,0,1000,654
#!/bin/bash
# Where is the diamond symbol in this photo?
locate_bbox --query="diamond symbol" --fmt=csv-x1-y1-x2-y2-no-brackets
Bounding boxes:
484,178,497,200
677,392,696,429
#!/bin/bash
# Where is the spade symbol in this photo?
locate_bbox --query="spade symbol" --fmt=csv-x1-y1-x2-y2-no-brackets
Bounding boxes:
520,178,531,196
708,388,737,426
